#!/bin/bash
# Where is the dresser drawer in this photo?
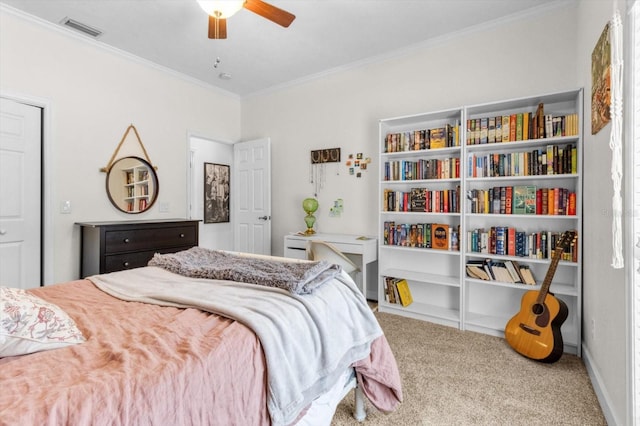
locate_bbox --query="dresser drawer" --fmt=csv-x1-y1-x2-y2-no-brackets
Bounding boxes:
105,225,197,254
78,220,199,277
104,246,191,273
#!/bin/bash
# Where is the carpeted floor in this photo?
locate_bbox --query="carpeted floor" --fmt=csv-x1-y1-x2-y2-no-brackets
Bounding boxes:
332,312,606,425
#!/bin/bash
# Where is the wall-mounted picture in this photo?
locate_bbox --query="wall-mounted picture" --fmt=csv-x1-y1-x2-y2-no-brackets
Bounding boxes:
204,163,230,223
591,21,611,135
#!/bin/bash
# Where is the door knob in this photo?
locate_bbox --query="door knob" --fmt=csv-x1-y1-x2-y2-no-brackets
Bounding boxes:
258,215,270,220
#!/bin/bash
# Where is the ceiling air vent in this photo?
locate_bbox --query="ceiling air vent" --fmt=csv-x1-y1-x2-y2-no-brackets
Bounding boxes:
60,17,103,38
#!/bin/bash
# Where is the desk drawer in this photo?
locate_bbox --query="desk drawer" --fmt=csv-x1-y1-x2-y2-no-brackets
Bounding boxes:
286,237,364,255
105,226,197,254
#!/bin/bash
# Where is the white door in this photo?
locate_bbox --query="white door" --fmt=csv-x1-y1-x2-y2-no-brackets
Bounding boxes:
0,98,42,289
233,138,271,255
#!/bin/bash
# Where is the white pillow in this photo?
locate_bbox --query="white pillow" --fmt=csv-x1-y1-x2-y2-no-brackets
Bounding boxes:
0,287,86,357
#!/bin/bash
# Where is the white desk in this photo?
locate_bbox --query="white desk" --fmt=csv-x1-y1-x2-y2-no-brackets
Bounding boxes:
283,233,378,300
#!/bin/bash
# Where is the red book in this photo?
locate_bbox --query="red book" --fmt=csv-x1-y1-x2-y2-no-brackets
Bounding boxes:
505,186,513,214
568,192,576,215
509,114,517,141
536,189,542,214
507,227,516,256
443,189,449,213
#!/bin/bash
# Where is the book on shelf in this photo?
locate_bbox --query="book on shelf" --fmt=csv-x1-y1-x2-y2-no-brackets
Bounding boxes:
483,259,496,280
568,192,577,215
505,186,513,214
384,276,398,304
509,260,527,283
429,127,447,149
518,264,536,285
384,277,413,306
493,262,512,282
502,116,510,142
525,186,537,214
465,105,579,146
410,188,426,212
431,224,449,250
512,186,527,214
504,260,523,283
507,227,516,256
395,279,414,307
535,103,545,138
479,118,488,144
466,259,536,285
495,115,502,143
466,260,490,280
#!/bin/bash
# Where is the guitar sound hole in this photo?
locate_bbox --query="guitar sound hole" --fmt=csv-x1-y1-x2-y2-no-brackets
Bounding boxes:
531,303,545,315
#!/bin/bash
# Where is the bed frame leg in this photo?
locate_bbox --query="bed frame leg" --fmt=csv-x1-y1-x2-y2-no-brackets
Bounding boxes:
353,384,366,422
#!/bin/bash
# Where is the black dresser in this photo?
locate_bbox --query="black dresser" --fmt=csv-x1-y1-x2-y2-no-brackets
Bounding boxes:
78,219,199,277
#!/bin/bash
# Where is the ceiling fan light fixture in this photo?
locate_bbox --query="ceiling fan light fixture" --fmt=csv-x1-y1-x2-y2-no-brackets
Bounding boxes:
197,0,245,19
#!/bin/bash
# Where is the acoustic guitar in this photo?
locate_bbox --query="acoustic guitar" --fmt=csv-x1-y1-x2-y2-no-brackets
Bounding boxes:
504,230,576,363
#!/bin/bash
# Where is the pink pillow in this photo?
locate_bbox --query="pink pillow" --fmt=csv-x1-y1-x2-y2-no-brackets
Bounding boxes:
0,287,85,357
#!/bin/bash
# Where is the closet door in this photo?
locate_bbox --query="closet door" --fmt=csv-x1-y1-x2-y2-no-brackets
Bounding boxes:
0,98,42,289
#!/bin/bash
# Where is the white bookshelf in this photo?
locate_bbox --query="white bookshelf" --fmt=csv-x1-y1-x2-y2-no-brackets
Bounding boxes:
378,89,583,356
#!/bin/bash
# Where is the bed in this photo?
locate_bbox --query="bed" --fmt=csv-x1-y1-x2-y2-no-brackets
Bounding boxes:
0,248,402,425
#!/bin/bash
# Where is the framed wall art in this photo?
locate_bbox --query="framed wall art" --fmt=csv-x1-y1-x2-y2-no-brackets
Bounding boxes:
204,163,230,223
591,21,611,135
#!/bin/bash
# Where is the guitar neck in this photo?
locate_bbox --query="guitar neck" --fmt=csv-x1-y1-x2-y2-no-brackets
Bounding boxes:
535,232,575,304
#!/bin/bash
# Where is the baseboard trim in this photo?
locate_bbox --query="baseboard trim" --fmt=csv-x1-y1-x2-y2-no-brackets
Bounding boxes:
582,344,621,425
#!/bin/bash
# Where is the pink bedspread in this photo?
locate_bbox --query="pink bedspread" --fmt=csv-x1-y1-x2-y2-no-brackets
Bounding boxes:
0,280,270,425
0,280,402,425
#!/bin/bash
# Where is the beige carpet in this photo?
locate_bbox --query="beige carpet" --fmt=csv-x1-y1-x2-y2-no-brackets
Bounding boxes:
332,312,606,425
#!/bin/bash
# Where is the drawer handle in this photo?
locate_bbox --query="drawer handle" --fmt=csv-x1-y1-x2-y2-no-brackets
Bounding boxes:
123,261,129,267
123,238,130,243
180,233,185,238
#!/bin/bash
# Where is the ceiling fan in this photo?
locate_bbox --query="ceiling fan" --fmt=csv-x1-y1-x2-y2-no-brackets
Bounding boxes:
196,0,296,39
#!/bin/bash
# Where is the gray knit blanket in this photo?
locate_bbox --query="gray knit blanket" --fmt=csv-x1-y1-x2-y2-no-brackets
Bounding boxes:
148,247,340,295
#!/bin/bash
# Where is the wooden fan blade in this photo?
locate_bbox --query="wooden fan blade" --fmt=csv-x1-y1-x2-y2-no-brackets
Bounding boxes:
208,16,227,39
243,0,295,27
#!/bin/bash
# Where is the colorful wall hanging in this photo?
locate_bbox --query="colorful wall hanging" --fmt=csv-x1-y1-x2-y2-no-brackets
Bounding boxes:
591,21,611,135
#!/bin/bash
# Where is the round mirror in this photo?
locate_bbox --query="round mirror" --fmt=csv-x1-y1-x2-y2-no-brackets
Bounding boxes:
106,156,159,213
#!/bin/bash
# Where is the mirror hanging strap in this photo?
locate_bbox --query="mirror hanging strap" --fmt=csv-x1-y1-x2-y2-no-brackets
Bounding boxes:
100,124,157,172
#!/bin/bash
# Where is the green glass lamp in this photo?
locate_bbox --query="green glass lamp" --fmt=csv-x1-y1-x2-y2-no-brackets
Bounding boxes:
302,197,319,235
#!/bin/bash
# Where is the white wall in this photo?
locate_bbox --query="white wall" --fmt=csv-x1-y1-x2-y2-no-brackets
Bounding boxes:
575,1,630,424
0,9,241,282
242,2,580,257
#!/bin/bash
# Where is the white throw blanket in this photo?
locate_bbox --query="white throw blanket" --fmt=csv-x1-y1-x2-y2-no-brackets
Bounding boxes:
88,266,382,426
